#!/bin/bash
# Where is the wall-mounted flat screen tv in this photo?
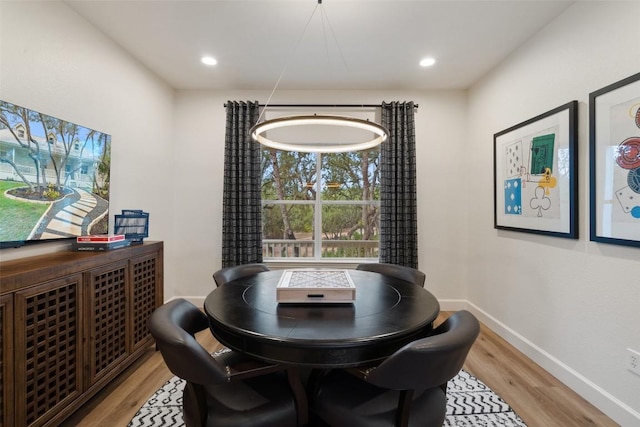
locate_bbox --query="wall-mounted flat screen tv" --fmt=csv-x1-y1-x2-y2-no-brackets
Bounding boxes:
0,100,111,249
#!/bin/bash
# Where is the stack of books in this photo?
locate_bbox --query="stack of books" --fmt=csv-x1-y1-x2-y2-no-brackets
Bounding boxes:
73,234,131,251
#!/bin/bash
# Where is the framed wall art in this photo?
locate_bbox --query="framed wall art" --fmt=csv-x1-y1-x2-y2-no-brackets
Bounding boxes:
589,72,640,248
494,101,578,238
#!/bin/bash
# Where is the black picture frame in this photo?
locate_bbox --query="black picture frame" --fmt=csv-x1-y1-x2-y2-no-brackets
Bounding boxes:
494,101,578,238
589,72,640,248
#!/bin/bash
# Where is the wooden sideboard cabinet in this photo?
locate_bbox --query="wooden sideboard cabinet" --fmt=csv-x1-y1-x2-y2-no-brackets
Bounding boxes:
0,241,163,427
0,294,14,427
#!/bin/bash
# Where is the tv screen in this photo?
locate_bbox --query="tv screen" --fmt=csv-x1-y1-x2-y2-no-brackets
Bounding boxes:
0,100,111,249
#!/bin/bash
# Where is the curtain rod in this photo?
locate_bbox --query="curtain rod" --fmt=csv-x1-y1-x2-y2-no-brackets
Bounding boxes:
223,103,418,109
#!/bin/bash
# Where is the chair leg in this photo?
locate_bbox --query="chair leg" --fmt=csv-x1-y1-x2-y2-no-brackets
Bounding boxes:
306,368,329,400
287,368,309,426
439,382,448,395
395,389,414,427
306,369,330,427
182,382,208,427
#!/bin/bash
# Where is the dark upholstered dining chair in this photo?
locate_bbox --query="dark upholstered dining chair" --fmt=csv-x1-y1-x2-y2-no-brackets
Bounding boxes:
148,298,302,427
309,310,480,427
212,263,270,287
356,263,426,288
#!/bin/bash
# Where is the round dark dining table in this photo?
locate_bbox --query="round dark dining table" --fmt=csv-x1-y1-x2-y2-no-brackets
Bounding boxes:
204,269,440,368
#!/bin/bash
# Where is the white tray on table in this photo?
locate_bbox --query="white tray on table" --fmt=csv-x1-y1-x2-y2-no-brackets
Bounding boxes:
276,269,356,303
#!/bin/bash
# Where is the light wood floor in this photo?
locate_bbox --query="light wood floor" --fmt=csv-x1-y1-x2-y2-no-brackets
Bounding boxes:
63,312,618,427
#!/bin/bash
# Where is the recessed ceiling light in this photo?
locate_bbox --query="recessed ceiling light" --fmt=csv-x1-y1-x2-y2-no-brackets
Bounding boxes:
419,57,436,67
201,56,217,66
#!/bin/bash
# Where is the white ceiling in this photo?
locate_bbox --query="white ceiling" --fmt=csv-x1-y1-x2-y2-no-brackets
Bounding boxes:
65,0,574,91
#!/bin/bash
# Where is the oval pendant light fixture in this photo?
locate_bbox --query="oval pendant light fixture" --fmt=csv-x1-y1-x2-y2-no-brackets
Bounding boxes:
250,0,389,152
251,114,388,153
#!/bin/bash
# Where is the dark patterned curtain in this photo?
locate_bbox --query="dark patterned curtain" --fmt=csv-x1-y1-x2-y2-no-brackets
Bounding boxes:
379,101,418,268
221,101,263,267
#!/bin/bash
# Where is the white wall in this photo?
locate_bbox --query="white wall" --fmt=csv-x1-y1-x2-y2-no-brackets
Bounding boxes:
170,89,469,301
466,2,640,425
0,2,175,263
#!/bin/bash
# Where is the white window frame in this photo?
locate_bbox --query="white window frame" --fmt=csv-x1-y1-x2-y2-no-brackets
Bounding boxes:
260,106,382,267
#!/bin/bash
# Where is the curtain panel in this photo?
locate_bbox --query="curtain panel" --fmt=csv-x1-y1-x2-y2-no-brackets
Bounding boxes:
380,101,419,268
221,101,263,267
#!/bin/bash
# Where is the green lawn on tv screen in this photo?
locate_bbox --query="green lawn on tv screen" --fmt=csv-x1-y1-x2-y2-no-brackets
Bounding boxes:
0,180,49,241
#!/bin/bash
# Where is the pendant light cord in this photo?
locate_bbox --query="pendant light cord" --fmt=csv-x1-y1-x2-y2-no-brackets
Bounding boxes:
258,1,322,124
319,2,349,76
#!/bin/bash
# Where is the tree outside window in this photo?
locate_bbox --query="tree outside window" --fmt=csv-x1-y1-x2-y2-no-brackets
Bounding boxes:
261,148,380,260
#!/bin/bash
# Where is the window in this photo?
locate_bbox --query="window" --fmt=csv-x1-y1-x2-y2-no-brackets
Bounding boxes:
261,148,380,261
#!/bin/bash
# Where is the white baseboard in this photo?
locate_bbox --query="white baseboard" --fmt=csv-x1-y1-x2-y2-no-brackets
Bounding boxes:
465,301,640,427
167,295,639,425
436,299,468,312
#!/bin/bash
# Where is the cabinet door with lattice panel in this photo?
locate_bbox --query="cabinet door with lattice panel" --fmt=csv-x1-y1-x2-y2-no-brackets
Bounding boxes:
85,261,129,388
0,294,14,427
14,276,83,427
129,253,162,353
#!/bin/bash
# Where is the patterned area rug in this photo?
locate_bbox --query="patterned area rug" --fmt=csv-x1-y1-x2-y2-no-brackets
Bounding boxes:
129,369,527,426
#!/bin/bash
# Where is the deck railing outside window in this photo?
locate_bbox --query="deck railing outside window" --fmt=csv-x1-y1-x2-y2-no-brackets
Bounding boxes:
263,239,379,259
